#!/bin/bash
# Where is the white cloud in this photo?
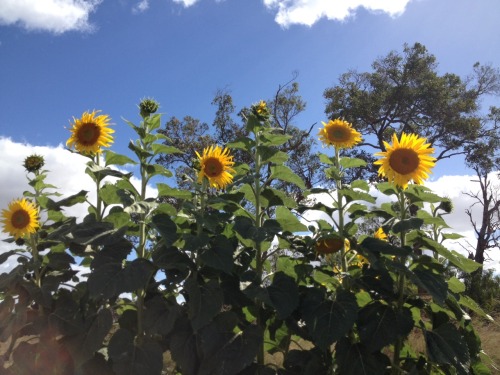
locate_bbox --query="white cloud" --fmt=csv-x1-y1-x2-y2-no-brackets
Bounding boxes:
263,0,413,27
172,0,200,7
133,0,150,13
0,0,101,34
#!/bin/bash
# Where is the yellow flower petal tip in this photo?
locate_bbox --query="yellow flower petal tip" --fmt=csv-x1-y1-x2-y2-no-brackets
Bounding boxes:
66,110,114,155
1,198,39,239
318,119,362,149
374,132,436,189
196,145,235,190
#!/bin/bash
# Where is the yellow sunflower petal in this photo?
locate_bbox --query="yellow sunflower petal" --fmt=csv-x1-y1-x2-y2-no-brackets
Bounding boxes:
196,145,235,190
66,110,114,155
318,119,362,149
374,132,436,189
1,198,39,239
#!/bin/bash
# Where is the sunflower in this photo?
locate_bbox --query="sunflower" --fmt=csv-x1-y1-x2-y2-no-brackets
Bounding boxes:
1,198,39,239
374,227,388,241
196,145,236,190
315,237,350,255
374,132,436,189
318,119,362,149
66,110,114,154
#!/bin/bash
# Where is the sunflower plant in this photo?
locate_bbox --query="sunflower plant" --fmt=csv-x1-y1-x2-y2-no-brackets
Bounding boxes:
0,99,494,375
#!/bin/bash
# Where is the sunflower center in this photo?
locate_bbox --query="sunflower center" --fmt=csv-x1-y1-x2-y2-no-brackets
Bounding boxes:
76,123,101,145
328,127,348,141
204,158,223,177
11,209,30,229
389,148,420,175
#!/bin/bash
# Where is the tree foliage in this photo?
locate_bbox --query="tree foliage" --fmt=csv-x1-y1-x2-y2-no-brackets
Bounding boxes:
324,42,500,161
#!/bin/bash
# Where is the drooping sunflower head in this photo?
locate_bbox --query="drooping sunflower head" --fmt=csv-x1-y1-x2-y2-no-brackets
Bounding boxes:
374,227,388,241
1,198,39,239
195,145,236,190
315,237,350,255
318,119,362,149
374,132,436,189
66,110,114,155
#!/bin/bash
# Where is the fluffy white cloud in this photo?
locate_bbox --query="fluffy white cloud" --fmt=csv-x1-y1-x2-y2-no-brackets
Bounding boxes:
0,0,101,34
172,0,200,7
133,0,150,13
263,0,413,27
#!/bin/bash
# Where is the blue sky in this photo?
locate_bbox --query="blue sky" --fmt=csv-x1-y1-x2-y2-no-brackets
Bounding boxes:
1,0,500,269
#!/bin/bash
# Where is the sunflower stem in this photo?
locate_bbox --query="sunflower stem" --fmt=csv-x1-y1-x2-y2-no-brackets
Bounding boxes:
253,127,265,368
392,188,408,374
334,148,348,272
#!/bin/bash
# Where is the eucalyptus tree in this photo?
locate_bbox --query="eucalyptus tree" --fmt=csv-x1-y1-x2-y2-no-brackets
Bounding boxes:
324,42,500,162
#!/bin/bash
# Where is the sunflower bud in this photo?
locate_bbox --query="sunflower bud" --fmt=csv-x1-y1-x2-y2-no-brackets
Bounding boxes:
15,238,25,246
23,154,45,173
437,198,453,214
139,98,160,118
251,100,270,121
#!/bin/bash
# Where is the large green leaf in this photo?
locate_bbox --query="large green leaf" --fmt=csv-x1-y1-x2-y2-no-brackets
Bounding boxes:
198,313,263,375
150,213,177,247
300,288,358,350
419,237,481,273
185,278,224,331
425,323,471,375
267,272,299,319
392,218,424,233
143,296,181,336
340,157,367,168
358,302,413,352
335,338,391,375
199,235,235,274
270,165,305,189
108,329,163,375
275,206,308,233
104,150,137,166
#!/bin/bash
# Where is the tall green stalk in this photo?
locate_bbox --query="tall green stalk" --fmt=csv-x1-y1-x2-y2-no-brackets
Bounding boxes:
334,147,348,272
392,188,408,374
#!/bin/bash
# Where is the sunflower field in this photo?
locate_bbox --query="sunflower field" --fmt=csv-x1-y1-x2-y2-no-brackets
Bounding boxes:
0,100,495,374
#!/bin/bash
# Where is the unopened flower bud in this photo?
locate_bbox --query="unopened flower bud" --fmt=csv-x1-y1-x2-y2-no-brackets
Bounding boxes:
23,154,45,173
139,98,160,118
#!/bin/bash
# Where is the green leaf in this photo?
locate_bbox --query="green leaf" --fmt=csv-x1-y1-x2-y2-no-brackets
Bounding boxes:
405,185,444,203
459,295,493,321
425,323,471,375
260,133,292,146
419,237,481,273
150,214,177,247
246,114,261,133
447,277,466,293
144,113,162,131
270,165,305,189
351,179,370,191
410,268,448,304
128,140,153,159
151,143,183,155
392,218,424,233
275,206,308,233
258,146,289,164
144,296,181,336
377,182,398,196
335,338,391,375
358,302,414,352
227,137,256,152
108,329,163,375
186,278,224,331
340,157,367,168
301,289,358,350
199,235,234,274
157,183,193,199
442,232,464,240
104,150,137,166
267,272,299,319
318,152,334,165
145,163,172,178
361,237,411,257
198,314,263,375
